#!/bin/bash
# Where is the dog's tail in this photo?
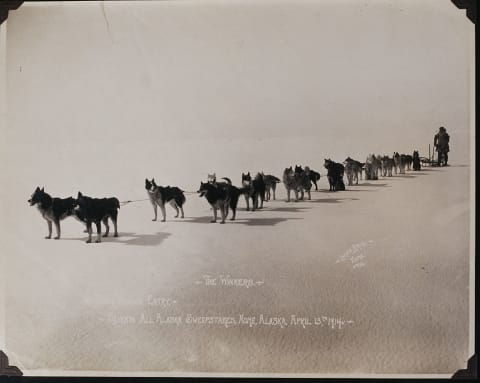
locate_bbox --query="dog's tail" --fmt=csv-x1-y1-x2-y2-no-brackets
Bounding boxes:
113,197,121,209
221,177,232,185
313,173,320,181
273,176,281,183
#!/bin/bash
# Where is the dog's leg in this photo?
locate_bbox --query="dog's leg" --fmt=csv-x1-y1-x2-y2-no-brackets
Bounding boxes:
45,219,52,239
170,200,180,218
102,217,110,237
230,200,236,221
211,206,217,223
112,215,119,237
307,190,311,200
86,221,92,243
151,201,158,221
95,221,102,243
244,194,250,211
286,188,290,202
220,205,226,224
180,205,184,218
53,219,61,240
160,202,167,222
294,190,299,202
272,183,276,200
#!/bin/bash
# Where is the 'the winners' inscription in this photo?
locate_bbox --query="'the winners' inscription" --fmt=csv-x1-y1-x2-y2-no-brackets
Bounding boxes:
195,274,265,288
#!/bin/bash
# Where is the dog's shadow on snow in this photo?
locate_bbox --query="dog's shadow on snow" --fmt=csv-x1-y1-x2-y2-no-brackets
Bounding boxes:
263,206,312,213
355,182,391,187
180,216,302,226
234,217,303,226
408,172,429,176
316,189,375,193
388,175,417,179
268,198,356,204
65,232,171,246
308,197,359,203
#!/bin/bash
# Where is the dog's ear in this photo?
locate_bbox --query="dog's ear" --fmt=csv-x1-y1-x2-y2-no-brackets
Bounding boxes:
35,186,40,191
41,187,44,192
78,191,82,198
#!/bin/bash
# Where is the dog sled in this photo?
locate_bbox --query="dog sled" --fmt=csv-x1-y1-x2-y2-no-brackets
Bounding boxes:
420,144,446,167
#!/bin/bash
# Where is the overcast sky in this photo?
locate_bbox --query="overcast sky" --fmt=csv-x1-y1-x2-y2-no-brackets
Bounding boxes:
4,0,474,170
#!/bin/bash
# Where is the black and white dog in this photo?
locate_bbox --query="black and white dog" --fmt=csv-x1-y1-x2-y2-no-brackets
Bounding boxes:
74,192,120,243
28,187,77,239
261,173,281,201
145,178,186,221
307,168,321,191
241,172,266,211
324,159,345,191
294,165,312,200
197,181,248,223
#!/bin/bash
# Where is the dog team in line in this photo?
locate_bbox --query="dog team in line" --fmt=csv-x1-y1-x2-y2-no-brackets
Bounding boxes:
28,150,423,243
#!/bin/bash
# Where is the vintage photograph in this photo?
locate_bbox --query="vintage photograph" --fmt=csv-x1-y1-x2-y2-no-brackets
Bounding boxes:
0,0,475,378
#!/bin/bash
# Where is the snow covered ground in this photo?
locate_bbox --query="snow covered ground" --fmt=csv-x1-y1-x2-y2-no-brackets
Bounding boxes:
1,147,472,375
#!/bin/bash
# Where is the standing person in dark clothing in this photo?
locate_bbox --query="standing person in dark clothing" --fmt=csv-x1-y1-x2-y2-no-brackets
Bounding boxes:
434,126,450,166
